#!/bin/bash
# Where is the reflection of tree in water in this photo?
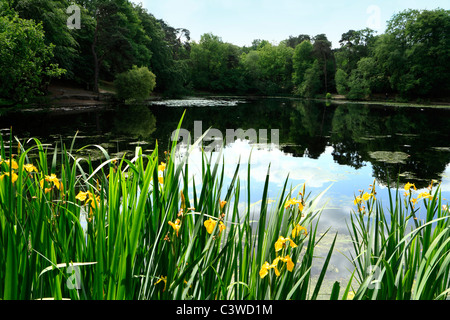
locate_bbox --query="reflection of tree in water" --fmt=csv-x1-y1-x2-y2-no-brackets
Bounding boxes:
282,100,332,158
329,104,450,188
330,105,371,169
113,104,157,140
146,98,450,189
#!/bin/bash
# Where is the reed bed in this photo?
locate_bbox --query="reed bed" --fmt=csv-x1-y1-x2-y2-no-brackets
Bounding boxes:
0,115,449,300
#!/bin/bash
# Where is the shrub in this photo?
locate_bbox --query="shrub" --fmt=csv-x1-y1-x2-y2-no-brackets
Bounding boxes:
334,69,349,95
114,66,156,101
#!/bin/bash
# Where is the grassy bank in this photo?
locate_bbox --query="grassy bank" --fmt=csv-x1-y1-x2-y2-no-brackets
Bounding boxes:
0,115,449,300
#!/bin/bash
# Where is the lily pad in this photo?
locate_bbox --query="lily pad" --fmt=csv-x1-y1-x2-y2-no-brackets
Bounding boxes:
368,151,409,164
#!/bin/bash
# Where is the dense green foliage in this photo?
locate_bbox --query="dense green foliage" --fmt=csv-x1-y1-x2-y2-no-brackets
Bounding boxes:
114,66,156,101
0,1,448,103
0,13,65,103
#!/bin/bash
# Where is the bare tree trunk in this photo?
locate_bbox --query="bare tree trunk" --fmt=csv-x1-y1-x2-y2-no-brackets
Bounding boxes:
322,52,328,93
92,15,99,93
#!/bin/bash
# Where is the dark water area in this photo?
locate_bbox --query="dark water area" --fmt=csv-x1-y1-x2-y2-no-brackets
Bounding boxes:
2,97,450,189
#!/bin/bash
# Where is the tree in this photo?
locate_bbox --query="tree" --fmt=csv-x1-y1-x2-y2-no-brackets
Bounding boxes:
135,5,190,96
257,42,294,94
189,33,244,93
114,65,156,101
0,13,65,103
292,40,314,89
312,34,335,94
336,28,376,75
86,0,152,92
283,34,311,49
376,9,450,98
299,60,322,98
346,57,386,100
335,68,349,95
12,0,79,79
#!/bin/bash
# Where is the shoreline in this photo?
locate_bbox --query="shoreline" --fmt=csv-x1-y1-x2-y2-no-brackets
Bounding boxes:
2,84,450,111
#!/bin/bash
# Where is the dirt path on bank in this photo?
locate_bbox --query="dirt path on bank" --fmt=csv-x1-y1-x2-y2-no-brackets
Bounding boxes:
47,84,113,107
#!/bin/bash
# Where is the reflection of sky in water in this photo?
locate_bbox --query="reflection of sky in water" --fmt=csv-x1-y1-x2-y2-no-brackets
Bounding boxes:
181,138,450,223
177,138,450,290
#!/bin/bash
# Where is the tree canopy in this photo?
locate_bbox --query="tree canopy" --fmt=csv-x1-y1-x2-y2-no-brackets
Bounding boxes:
0,2,448,104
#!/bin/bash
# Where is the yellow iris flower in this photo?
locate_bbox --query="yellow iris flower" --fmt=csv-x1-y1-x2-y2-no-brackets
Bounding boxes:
157,162,166,184
291,224,307,239
362,192,375,201
284,197,303,211
40,173,60,191
404,182,416,191
417,192,433,200
0,159,19,170
274,236,297,252
75,191,90,202
76,190,100,209
23,164,38,173
204,218,226,235
259,255,295,279
158,162,166,172
0,172,18,183
168,219,182,237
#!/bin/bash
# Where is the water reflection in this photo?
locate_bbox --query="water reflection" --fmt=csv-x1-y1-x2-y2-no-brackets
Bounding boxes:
3,97,450,189
150,98,450,189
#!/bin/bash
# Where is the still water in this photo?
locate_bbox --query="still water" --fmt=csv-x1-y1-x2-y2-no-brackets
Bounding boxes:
2,97,450,291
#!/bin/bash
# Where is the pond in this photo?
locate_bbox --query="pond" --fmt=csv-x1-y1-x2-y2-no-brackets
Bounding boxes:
2,97,450,295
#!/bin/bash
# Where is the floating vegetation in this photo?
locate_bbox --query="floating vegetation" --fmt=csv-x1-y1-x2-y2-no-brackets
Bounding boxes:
149,97,246,107
368,150,410,164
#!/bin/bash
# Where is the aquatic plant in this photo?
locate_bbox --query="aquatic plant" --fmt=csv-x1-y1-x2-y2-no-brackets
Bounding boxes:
0,117,448,300
346,180,450,300
0,116,335,300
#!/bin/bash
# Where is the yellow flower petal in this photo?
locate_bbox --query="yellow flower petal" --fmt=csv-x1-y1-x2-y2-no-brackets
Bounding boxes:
5,159,19,170
158,162,166,172
168,219,181,236
362,193,372,201
23,164,38,173
275,236,286,252
155,275,167,291
76,191,89,201
285,255,295,272
354,196,363,205
0,172,18,183
259,262,270,279
288,238,298,248
219,221,226,234
417,192,432,200
204,218,216,234
292,224,307,238
404,182,416,191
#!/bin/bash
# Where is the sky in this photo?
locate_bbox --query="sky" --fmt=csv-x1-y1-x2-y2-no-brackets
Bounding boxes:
134,0,449,48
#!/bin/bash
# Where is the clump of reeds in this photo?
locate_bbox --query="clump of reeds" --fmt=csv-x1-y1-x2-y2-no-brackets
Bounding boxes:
347,180,450,300
0,116,336,300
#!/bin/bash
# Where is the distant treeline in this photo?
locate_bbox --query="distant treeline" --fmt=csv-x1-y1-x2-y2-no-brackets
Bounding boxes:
0,1,449,104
